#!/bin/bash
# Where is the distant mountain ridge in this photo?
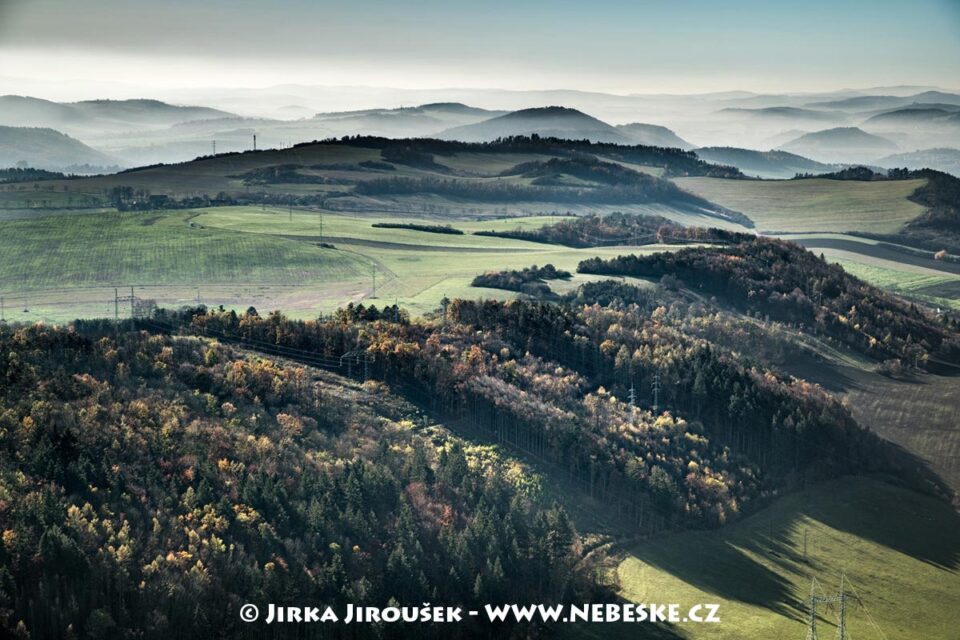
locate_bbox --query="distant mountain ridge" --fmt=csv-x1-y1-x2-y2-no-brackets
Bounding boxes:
0,95,232,134
865,107,960,127
717,106,847,123
806,90,960,111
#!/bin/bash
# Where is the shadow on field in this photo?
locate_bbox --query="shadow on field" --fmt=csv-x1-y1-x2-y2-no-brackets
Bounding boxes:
780,358,862,393
623,476,960,623
628,529,804,620
799,476,960,572
876,439,956,507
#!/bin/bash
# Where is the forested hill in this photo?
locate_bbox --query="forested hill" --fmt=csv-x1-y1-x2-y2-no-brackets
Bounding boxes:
354,156,746,220
0,324,594,639
155,298,902,526
903,169,960,241
578,239,960,369
0,267,947,637
288,135,745,179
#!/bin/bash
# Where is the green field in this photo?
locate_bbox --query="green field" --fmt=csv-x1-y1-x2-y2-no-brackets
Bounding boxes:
0,207,671,322
826,257,960,309
616,476,960,640
771,232,960,309
676,177,927,234
2,204,957,322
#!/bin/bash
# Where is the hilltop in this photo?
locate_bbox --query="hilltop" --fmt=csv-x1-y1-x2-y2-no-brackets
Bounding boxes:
0,126,118,171
438,106,631,143
615,123,694,149
779,127,898,163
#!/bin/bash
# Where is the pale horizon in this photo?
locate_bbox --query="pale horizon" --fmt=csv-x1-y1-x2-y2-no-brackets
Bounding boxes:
2,0,958,105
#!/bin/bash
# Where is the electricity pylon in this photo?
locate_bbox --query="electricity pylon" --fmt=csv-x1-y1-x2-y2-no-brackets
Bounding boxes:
806,574,856,640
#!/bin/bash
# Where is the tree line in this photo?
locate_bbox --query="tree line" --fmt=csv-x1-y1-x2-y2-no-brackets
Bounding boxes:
472,264,571,295
475,212,754,247
577,238,960,369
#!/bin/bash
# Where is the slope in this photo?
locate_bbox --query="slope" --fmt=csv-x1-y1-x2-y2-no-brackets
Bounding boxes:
616,123,694,150
0,126,118,171
693,147,836,179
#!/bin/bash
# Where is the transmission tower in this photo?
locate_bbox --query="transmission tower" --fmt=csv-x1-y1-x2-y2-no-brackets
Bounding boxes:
805,574,854,640
628,381,636,408
340,348,374,382
651,371,661,413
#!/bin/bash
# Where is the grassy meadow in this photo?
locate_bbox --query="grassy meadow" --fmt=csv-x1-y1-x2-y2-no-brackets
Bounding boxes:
615,476,960,640
0,207,671,322
676,177,927,234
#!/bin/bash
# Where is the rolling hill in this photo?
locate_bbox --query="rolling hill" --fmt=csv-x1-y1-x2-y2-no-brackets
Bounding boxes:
615,123,694,149
717,106,847,124
864,107,960,127
438,106,630,143
0,126,118,171
778,127,898,163
0,95,232,135
875,148,960,177
806,90,960,111
40,102,513,167
693,147,836,179
310,102,506,138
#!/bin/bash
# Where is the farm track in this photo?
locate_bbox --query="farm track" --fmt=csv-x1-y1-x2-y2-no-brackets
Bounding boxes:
792,237,960,275
279,234,543,253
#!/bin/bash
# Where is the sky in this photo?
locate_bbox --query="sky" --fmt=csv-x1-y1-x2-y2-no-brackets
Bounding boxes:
1,0,959,100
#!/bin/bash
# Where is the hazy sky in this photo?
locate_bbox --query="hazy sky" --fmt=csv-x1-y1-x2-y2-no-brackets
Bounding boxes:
1,0,959,99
